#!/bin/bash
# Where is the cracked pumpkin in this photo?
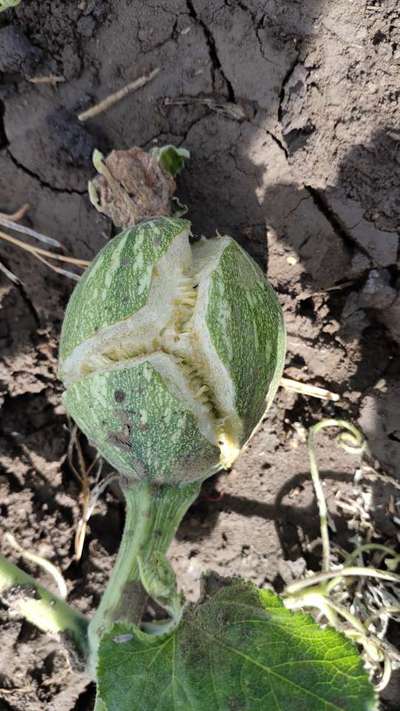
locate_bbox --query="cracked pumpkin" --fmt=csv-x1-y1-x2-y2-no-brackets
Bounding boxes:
59,216,286,483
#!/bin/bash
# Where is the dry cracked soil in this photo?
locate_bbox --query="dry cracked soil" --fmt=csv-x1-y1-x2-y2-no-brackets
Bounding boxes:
0,1,399,709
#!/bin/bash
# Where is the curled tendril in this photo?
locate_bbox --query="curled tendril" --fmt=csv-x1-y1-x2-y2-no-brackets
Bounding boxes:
307,418,367,573
310,418,367,456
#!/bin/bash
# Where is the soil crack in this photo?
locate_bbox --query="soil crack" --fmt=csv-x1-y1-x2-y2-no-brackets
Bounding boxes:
305,185,373,266
6,149,87,197
264,128,288,158
178,112,213,146
17,281,41,327
223,1,275,67
0,101,9,151
185,0,236,101
136,18,179,55
0,253,40,326
278,54,301,124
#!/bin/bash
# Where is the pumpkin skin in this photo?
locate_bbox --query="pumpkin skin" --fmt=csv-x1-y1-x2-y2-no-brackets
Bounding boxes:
59,217,286,484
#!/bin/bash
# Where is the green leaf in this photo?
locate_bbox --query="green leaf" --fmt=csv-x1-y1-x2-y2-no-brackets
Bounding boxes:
97,577,376,711
152,145,190,177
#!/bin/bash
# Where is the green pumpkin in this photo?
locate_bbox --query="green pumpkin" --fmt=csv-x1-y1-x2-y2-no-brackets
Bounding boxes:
59,217,285,484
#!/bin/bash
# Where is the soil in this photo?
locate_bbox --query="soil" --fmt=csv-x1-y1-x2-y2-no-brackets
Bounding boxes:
0,1,399,709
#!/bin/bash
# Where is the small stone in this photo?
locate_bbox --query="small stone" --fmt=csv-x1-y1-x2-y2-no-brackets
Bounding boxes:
286,255,298,265
358,268,396,310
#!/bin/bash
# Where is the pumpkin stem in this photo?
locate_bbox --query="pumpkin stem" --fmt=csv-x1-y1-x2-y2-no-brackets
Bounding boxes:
88,479,200,674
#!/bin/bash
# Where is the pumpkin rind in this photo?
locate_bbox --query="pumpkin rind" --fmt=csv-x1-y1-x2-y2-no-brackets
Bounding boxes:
205,240,286,442
63,358,220,484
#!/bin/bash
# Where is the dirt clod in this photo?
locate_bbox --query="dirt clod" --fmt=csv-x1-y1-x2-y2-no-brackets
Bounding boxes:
0,25,42,76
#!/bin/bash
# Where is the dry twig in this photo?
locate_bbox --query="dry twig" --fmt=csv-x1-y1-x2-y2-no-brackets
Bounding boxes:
78,67,160,122
0,204,30,222
163,96,246,120
0,229,89,267
28,75,65,86
280,376,340,402
67,426,115,560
